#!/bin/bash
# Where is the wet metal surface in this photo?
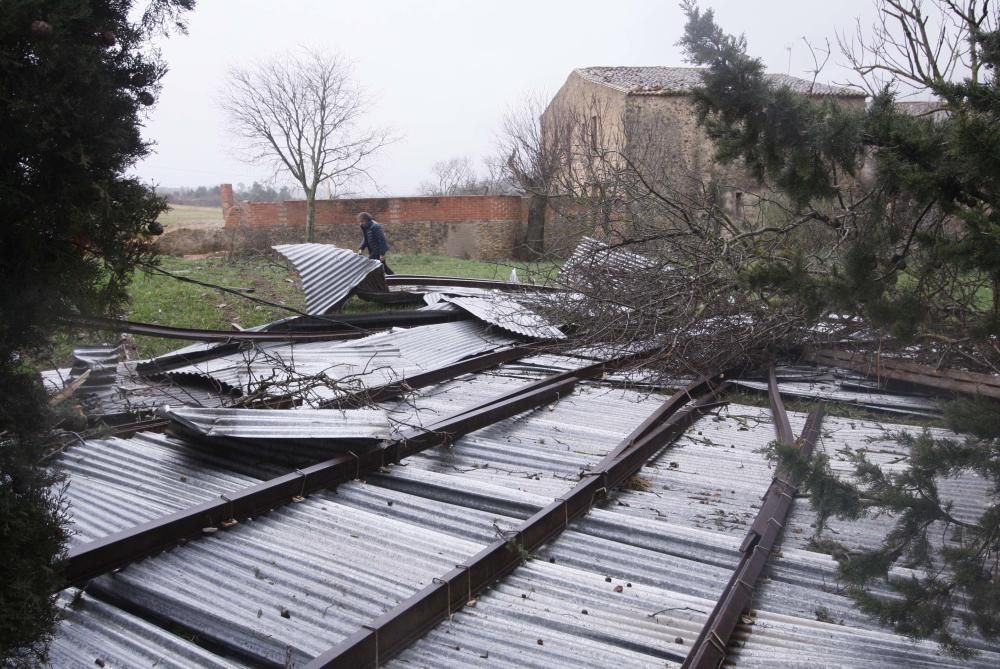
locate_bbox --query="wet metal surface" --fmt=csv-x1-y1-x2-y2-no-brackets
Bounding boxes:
274,243,384,314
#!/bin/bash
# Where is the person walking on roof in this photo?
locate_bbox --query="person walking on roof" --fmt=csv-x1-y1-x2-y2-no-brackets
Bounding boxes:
356,212,393,275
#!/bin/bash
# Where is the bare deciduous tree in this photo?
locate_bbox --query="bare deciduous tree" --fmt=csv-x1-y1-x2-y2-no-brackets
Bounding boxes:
839,0,996,95
419,156,476,195
419,155,513,196
222,50,392,241
495,94,572,256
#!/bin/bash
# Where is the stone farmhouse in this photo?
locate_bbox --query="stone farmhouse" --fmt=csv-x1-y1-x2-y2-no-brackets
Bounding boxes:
541,67,865,223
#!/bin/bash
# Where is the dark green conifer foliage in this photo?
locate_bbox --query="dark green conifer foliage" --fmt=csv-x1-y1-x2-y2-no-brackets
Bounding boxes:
0,1,192,664
681,1,1000,653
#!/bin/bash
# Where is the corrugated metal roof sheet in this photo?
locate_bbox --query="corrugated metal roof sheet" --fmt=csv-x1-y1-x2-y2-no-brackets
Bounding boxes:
164,320,515,404
83,488,491,666
780,415,991,553
385,403,780,667
163,406,391,441
49,591,249,668
733,377,939,416
729,606,999,667
41,355,230,417
444,295,565,339
273,243,383,314
391,284,496,298
40,367,72,393
558,237,660,293
418,300,462,312
58,432,262,545
387,559,709,668
70,344,122,373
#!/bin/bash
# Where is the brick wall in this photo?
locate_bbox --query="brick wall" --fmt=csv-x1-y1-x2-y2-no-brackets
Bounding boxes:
222,189,528,260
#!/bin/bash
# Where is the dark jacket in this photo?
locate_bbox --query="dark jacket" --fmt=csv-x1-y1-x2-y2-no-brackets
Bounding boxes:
359,220,390,258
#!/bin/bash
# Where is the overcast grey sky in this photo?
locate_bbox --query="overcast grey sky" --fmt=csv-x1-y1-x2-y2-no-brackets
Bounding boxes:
137,0,880,196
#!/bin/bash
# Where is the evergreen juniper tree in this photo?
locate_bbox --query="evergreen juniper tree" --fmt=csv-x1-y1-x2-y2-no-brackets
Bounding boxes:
0,1,193,664
680,0,1000,653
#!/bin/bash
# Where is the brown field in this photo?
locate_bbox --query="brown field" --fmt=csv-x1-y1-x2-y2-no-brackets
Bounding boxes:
158,204,224,232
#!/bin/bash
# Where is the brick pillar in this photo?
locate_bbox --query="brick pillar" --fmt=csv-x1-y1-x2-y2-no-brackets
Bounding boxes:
220,183,234,216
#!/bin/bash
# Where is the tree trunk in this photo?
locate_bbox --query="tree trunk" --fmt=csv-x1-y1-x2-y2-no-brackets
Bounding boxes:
524,192,546,257
305,189,316,242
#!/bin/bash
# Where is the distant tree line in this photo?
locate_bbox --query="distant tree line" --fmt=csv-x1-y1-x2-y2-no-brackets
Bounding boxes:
418,156,519,197
159,182,298,206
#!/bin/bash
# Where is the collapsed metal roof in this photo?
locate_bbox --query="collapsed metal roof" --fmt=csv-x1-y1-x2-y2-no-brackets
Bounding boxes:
36,281,1000,667
48,361,1000,666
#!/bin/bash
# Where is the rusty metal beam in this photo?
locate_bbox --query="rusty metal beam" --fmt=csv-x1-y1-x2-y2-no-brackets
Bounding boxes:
385,274,564,292
257,310,470,332
604,369,732,462
62,316,369,343
68,311,469,344
681,399,825,669
806,348,1000,399
63,350,650,588
304,376,730,669
767,365,795,445
322,345,538,408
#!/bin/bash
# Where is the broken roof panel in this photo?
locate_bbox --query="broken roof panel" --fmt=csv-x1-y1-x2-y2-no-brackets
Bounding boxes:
273,243,384,314
163,320,515,403
733,375,940,416
42,353,231,419
558,236,661,294
444,294,565,339
50,371,668,659
59,379,652,666
162,406,391,441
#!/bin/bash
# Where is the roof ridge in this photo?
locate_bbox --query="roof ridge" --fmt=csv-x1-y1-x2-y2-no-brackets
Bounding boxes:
574,65,863,97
